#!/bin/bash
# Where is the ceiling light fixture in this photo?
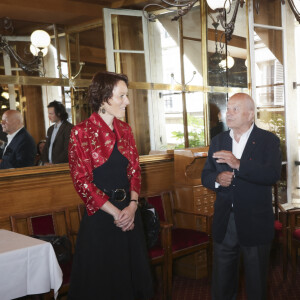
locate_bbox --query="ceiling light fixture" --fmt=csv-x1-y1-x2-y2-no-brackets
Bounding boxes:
0,27,50,76
143,0,198,22
143,0,245,41
143,0,300,42
206,0,245,42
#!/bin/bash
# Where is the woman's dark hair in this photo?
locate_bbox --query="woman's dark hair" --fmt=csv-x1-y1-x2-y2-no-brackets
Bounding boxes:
87,71,129,112
37,140,46,155
47,100,68,121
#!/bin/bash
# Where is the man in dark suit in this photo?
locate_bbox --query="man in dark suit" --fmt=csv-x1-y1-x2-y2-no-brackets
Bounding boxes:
41,100,73,164
0,124,8,159
201,93,281,300
0,110,36,169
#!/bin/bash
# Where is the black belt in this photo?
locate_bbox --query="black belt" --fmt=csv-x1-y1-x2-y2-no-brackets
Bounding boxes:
103,188,130,202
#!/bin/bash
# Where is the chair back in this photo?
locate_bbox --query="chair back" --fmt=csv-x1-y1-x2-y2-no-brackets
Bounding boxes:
143,191,174,224
147,195,166,222
78,203,86,221
10,207,77,243
31,215,56,235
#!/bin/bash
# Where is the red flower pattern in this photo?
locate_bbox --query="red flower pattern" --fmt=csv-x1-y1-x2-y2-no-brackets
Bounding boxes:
68,112,141,216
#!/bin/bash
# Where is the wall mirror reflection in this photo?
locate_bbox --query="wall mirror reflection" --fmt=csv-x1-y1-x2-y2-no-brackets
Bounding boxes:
206,1,248,88
0,0,251,173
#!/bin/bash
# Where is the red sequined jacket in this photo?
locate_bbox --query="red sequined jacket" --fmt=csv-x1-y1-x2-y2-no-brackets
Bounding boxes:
68,112,141,216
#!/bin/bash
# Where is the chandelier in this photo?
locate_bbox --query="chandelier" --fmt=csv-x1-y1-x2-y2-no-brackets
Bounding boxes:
143,0,300,40
208,16,234,74
143,0,198,22
0,19,51,76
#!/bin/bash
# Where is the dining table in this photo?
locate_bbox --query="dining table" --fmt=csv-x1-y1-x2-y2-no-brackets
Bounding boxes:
0,229,63,300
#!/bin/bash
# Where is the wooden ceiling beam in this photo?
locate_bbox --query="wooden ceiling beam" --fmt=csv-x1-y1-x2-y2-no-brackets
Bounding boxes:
65,19,103,34
111,0,149,8
0,0,104,25
71,45,106,65
207,28,246,49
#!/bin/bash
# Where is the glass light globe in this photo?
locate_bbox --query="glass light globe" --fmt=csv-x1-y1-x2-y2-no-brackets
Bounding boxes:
31,30,51,49
207,0,230,10
219,55,235,69
1,92,9,100
30,44,48,57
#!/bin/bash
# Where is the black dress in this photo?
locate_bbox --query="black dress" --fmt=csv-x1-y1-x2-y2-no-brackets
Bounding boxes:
68,142,154,300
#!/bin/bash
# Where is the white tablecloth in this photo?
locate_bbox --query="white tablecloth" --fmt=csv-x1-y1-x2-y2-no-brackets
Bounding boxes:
0,229,63,300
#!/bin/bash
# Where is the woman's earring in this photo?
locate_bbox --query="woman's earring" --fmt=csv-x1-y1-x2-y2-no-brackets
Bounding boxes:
101,107,106,114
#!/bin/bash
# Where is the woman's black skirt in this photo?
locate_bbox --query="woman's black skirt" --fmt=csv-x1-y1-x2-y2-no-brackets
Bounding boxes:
68,197,154,300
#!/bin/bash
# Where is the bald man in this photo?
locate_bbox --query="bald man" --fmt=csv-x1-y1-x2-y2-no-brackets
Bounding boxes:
0,110,36,169
202,93,282,300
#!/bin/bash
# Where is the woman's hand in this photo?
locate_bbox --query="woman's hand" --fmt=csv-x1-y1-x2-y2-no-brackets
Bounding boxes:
115,202,137,231
123,223,135,232
100,201,121,221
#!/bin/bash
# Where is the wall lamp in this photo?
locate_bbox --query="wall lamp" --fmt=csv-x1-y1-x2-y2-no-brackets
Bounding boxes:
0,29,51,75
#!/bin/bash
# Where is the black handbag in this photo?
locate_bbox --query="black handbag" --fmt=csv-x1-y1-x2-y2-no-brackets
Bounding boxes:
32,234,72,264
139,198,160,249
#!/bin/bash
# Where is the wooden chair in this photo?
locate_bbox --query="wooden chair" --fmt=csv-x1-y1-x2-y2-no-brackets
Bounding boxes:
10,206,80,299
288,209,300,276
272,183,288,279
143,190,212,300
78,202,86,221
148,220,172,300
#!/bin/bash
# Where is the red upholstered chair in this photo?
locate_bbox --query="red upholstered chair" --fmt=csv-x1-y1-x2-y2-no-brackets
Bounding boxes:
148,220,172,300
288,209,300,276
10,207,78,299
144,190,211,300
272,183,288,279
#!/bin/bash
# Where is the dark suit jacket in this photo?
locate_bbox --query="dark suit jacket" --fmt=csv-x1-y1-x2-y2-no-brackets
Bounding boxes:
42,120,73,164
201,125,282,247
0,127,36,169
0,124,7,159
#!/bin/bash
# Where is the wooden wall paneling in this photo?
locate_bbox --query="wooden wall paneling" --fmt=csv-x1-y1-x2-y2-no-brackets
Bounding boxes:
140,159,174,197
22,85,45,144
0,157,174,232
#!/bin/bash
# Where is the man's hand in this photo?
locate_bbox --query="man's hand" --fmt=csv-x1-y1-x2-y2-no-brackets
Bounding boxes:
216,171,234,187
213,150,240,170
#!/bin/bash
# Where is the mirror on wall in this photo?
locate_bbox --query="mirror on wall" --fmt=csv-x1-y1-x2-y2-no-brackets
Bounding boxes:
0,2,251,172
0,19,105,171
206,3,248,88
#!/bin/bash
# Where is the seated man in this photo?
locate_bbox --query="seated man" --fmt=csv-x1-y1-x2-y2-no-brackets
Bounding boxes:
0,124,7,159
41,100,73,164
0,110,36,169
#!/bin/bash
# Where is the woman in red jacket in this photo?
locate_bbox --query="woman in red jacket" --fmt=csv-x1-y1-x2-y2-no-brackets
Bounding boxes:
68,72,153,300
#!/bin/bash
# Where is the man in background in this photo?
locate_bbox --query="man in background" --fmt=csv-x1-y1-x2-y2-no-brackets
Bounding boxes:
0,110,36,169
0,124,7,159
41,100,73,164
201,93,281,300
